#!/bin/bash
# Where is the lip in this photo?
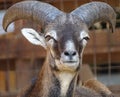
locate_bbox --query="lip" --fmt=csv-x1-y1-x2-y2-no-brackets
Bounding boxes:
63,61,77,63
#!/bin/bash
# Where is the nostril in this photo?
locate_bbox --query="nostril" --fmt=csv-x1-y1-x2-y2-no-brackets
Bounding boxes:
72,52,76,56
64,51,70,56
64,51,77,56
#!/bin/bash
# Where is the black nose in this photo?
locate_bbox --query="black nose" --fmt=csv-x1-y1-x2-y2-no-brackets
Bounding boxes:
64,51,77,57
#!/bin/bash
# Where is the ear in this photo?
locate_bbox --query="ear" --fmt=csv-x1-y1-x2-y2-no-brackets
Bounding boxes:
21,28,47,49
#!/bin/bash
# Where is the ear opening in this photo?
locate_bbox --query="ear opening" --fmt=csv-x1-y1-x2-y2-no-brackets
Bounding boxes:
21,28,47,49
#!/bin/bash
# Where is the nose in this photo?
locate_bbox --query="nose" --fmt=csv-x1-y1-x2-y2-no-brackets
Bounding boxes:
64,50,77,57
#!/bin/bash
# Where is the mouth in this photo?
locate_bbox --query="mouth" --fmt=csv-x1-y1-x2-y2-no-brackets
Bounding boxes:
55,59,80,71
63,61,78,63
61,60,79,67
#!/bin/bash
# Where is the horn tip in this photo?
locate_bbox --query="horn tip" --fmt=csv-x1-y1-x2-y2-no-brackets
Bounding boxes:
2,16,10,32
2,23,8,32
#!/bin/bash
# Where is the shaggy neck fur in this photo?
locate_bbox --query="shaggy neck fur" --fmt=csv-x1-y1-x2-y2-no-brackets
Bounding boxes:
25,52,78,97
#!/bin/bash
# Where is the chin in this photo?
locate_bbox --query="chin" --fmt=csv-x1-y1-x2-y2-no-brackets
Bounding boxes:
55,59,80,72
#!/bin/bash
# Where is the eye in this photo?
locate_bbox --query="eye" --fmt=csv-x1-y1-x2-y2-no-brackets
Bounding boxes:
45,30,57,42
80,30,90,41
45,35,52,41
45,35,57,42
83,36,90,41
79,36,89,47
82,37,89,46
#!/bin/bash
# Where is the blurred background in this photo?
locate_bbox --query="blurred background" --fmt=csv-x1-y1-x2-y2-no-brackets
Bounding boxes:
0,0,120,97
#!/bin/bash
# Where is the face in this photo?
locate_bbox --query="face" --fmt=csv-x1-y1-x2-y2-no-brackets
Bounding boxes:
21,14,89,72
45,14,89,72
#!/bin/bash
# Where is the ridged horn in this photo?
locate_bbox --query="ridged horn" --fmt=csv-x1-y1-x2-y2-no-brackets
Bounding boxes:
71,2,116,32
3,1,63,31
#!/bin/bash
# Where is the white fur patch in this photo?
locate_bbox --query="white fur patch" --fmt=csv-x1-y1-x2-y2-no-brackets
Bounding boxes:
82,39,87,47
58,72,75,96
21,28,47,49
65,40,76,51
80,30,89,47
45,30,57,40
80,30,89,40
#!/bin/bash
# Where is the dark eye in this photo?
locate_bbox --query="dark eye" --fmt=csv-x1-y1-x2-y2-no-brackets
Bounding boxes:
45,35,57,42
45,35,52,41
83,36,90,41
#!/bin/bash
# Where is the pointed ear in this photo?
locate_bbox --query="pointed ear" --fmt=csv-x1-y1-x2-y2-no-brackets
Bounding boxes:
21,28,47,49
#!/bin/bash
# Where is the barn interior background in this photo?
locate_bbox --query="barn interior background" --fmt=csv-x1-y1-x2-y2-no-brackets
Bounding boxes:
0,0,120,97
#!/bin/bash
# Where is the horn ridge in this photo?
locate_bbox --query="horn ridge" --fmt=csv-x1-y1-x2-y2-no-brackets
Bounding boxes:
3,1,63,31
71,2,116,32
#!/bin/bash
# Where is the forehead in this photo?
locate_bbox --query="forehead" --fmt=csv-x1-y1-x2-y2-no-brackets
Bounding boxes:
57,23,79,41
45,14,88,39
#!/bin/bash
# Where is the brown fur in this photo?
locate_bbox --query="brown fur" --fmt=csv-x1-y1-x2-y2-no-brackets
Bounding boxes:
83,79,115,97
16,54,98,97
17,71,114,97
17,53,114,97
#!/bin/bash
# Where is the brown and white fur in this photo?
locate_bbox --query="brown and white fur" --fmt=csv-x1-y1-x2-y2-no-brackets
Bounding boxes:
19,15,114,97
2,1,116,97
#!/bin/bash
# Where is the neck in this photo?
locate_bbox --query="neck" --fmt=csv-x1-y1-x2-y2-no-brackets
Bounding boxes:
29,53,78,97
55,71,78,97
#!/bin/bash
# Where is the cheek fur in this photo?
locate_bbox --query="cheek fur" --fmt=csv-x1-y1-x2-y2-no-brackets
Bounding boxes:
47,39,54,47
79,40,87,52
47,40,60,59
53,43,61,59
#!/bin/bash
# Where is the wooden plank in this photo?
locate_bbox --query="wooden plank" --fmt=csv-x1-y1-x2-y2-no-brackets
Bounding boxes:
0,63,6,93
16,59,33,90
0,34,46,59
107,0,119,7
9,63,16,92
62,0,76,12
50,2,61,11
9,70,16,92
83,51,120,65
0,69,6,92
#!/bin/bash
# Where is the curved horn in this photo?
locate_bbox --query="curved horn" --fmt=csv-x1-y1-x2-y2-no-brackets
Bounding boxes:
71,2,116,32
3,1,63,31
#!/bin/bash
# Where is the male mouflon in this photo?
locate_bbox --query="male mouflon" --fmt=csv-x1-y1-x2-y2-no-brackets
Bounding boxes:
3,1,116,97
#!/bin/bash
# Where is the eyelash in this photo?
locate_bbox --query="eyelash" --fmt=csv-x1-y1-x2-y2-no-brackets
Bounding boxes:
45,35,52,41
83,37,89,41
79,37,89,43
45,35,57,42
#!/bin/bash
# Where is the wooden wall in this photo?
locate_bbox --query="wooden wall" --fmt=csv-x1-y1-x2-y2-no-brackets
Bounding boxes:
0,0,119,10
49,0,120,12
